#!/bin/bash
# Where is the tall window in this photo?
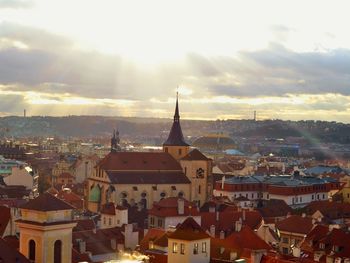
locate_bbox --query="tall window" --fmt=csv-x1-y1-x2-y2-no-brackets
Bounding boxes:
29,240,36,261
193,243,198,254
54,240,62,263
172,242,178,253
165,147,168,153
180,243,185,254
198,185,201,194
202,242,207,253
178,148,182,155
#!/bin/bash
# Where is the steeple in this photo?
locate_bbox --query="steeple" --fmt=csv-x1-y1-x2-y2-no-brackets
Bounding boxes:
111,129,121,152
163,93,189,147
174,92,180,122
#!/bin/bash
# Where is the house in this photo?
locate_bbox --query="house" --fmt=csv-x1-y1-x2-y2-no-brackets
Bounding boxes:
275,215,315,255
148,197,201,230
167,217,211,263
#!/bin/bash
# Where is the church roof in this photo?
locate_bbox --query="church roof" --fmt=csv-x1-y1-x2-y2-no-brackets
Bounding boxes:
20,192,75,212
181,149,211,161
106,171,190,184
163,94,189,147
98,151,182,171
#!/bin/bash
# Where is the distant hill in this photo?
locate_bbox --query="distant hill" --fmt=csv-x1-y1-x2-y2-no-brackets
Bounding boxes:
1,116,350,144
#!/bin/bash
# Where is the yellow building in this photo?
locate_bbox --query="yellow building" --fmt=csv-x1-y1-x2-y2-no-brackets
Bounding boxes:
16,192,77,263
86,94,212,211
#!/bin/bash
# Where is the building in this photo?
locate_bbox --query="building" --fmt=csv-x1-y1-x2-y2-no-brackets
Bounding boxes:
148,197,201,230
16,192,77,263
275,214,314,255
214,174,341,208
87,95,212,211
167,217,211,263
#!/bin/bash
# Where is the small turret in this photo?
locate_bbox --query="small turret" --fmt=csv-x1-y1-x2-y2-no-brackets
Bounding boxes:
111,129,121,152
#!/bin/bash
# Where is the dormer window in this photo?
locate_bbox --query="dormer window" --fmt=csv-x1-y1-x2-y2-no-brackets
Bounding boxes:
193,243,198,254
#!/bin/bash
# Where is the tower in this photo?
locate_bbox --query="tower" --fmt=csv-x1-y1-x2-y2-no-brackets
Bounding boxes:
16,192,77,263
163,93,190,160
111,129,121,152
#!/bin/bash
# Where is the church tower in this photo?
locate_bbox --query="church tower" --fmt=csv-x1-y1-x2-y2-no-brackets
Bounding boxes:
163,93,190,160
111,129,121,152
16,192,77,263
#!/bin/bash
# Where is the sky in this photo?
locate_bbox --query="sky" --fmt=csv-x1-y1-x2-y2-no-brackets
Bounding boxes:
1,0,350,122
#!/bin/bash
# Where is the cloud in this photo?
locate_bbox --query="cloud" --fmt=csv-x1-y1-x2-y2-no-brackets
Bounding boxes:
2,22,350,121
0,0,33,9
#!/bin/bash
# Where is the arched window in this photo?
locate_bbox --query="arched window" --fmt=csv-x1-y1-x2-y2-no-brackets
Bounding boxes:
160,192,166,200
54,240,62,263
29,240,36,261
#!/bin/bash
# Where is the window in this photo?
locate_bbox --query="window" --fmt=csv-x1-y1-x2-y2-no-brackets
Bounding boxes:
157,219,162,227
103,217,106,225
29,240,36,261
323,194,325,199
172,242,178,253
202,242,207,253
180,243,185,254
319,243,325,249
193,243,198,254
54,240,62,263
109,218,112,226
150,217,154,226
165,147,168,153
282,247,289,254
282,237,289,244
198,185,201,194
178,149,182,155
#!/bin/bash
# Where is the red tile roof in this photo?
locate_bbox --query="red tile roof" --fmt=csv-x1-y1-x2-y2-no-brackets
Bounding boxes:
20,192,75,212
201,209,262,237
168,217,210,241
73,219,96,232
0,206,11,237
139,228,166,251
106,171,190,184
210,226,270,262
0,237,30,263
148,197,200,217
101,202,116,215
181,149,211,161
98,151,182,171
275,215,314,235
303,200,350,220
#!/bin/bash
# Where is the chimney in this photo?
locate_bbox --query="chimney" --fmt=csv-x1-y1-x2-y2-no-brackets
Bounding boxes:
111,238,117,250
210,225,216,237
78,240,86,253
235,219,242,232
209,205,215,213
302,213,306,218
178,198,184,215
220,230,225,239
242,209,246,221
216,211,219,221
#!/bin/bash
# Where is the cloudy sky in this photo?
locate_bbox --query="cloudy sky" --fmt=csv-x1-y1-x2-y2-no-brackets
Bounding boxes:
1,0,350,122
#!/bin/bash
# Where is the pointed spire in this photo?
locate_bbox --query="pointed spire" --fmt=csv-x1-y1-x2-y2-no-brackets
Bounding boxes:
163,92,189,146
174,91,180,122
111,128,121,152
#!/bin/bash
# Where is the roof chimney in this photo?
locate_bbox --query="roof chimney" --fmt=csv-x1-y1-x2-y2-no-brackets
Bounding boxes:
178,198,184,215
210,225,216,237
220,230,225,239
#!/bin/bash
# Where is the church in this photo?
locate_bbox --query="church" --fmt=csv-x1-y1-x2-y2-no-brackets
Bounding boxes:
87,94,212,212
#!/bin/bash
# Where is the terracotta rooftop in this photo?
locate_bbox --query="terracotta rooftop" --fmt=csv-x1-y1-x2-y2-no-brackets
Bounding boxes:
149,197,200,217
168,217,209,241
0,237,30,263
20,192,75,212
181,149,210,161
0,206,11,237
98,151,183,171
275,215,314,235
106,171,190,184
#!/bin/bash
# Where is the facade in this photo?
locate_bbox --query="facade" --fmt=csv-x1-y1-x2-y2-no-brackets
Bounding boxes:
16,192,77,263
214,174,341,208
